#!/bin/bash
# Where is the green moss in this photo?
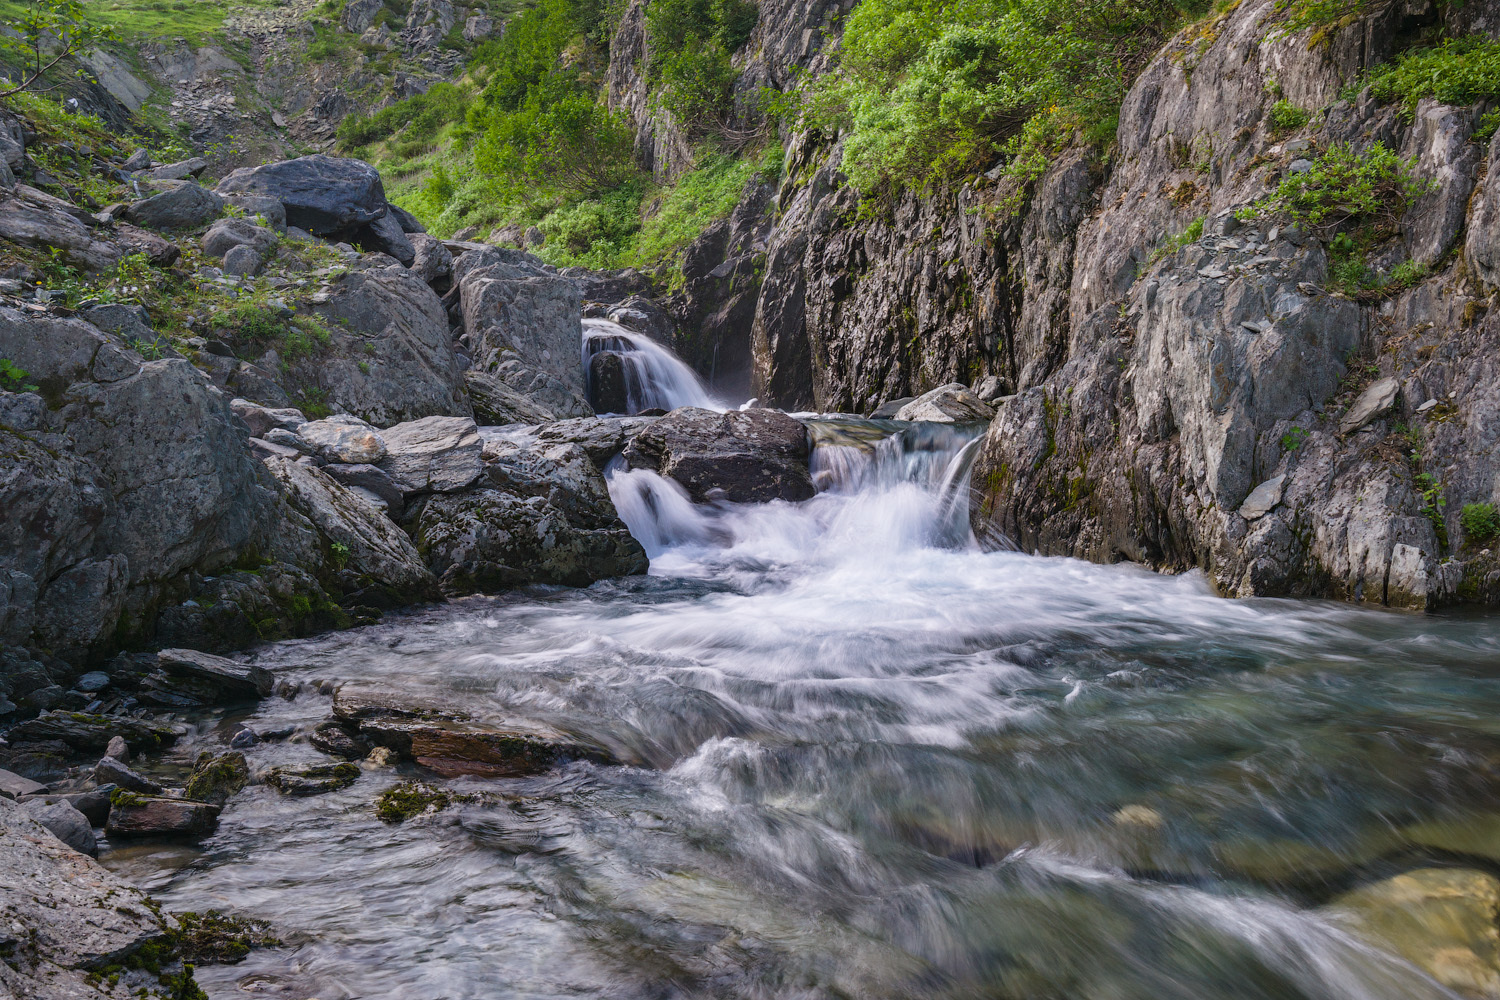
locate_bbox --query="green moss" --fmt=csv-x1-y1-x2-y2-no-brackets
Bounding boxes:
184,752,249,805
110,788,149,808
172,911,279,964
375,780,452,823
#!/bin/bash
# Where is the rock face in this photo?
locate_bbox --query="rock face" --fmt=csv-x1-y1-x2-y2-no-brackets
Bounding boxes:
624,407,815,503
378,415,486,495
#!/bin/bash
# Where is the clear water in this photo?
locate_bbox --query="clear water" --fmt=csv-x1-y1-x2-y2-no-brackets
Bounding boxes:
115,420,1500,1000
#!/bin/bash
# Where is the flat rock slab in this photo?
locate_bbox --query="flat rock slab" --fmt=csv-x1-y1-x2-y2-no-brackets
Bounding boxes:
156,647,274,701
7,711,180,754
106,795,222,838
331,686,615,778
378,415,484,494
298,414,387,464
1340,376,1400,435
266,761,360,796
0,767,46,800
623,407,815,503
895,383,997,424
1238,475,1285,520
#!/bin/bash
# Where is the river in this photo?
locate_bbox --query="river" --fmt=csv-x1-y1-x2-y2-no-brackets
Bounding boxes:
101,342,1500,1000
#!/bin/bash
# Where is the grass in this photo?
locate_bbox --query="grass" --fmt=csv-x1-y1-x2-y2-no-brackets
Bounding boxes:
0,0,281,43
1145,214,1205,268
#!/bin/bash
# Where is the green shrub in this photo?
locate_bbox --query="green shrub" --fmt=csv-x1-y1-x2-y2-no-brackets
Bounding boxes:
337,82,471,150
0,357,38,392
1268,99,1311,133
1147,214,1205,267
1475,109,1500,145
1461,502,1500,544
1370,37,1500,119
1245,142,1434,232
644,0,758,140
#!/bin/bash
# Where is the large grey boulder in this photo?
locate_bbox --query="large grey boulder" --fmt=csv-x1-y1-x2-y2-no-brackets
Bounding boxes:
23,798,97,856
465,368,563,425
624,407,815,503
378,415,485,495
410,232,452,286
895,383,997,423
363,211,415,266
298,413,387,463
534,415,660,466
456,247,588,401
216,155,387,235
414,489,648,594
154,647,274,700
0,184,121,271
482,440,625,529
123,178,224,230
202,216,278,259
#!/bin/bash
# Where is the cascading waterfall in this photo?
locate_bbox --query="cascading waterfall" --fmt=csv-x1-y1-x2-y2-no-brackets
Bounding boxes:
582,317,723,414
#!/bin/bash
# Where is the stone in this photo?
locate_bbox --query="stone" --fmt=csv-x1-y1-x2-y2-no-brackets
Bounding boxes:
23,799,97,856
202,217,278,259
343,0,383,31
1238,475,1285,520
225,193,287,231
0,183,122,271
105,735,128,761
75,670,110,693
222,243,262,277
465,368,563,425
184,750,249,805
870,397,916,419
229,726,260,749
0,767,46,800
123,178,224,230
7,712,178,754
216,155,388,235
623,407,815,503
1340,377,1401,435
1326,868,1500,997
94,754,163,795
456,247,586,397
123,149,151,171
322,462,406,518
106,794,222,837
894,383,997,424
154,648,273,701
231,399,307,437
463,12,493,39
972,376,1013,404
410,232,452,286
81,302,154,343
483,440,626,529
297,413,388,464
135,156,208,181
311,720,370,759
361,210,415,266
263,427,316,455
378,415,485,494
588,351,629,414
265,761,359,796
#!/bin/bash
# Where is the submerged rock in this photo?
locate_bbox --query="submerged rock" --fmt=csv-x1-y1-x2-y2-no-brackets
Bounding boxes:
265,761,360,796
623,407,815,503
106,792,222,837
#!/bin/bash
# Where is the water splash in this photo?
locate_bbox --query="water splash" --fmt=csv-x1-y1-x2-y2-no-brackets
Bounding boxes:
582,318,722,414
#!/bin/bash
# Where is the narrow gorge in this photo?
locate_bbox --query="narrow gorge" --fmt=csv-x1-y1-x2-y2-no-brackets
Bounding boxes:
2,0,1500,996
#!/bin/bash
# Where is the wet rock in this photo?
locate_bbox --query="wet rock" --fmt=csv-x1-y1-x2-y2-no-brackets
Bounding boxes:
482,440,625,529
378,415,485,494
216,155,387,235
265,761,359,796
106,793,222,838
32,785,115,826
7,711,178,754
1340,376,1401,436
123,178,224,230
1326,868,1500,997
588,351,629,414
154,648,274,701
375,779,454,822
894,384,996,424
297,414,387,464
23,798,97,856
184,751,249,805
534,414,659,466
202,217,278,259
332,686,614,778
0,767,45,800
415,488,649,594
229,726,260,749
623,407,815,503
310,720,370,759
869,397,915,419
94,754,163,794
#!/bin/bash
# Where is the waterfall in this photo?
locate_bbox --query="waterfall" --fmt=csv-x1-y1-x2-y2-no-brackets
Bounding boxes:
582,318,723,415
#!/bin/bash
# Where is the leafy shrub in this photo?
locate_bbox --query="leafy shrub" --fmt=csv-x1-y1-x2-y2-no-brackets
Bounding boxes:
1475,109,1500,146
1268,99,1310,133
1370,37,1500,119
538,185,643,264
1271,0,1374,46
0,358,39,392
1147,214,1205,266
645,0,758,140
337,82,470,150
1244,142,1434,232
1461,502,1500,544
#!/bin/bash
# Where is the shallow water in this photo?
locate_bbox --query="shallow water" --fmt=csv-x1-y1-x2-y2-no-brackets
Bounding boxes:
118,421,1500,1000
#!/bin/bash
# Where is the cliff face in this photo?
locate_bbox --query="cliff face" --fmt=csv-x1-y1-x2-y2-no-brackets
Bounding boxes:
616,0,1500,607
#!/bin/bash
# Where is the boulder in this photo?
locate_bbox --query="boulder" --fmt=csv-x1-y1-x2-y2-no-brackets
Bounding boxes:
457,248,586,397
222,244,262,277
321,462,405,518
360,211,415,266
216,155,387,235
623,407,815,503
265,761,359,795
94,754,163,794
0,184,121,271
1340,376,1401,436
1238,475,1285,520
488,360,593,420
184,750,249,805
0,767,45,800
482,440,624,529
81,302,154,344
232,399,308,437
388,203,425,234
378,415,485,494
534,415,660,466
588,351,629,414
297,414,387,463
106,794,221,837
115,222,182,266
23,798,97,856
410,232,452,286
894,383,997,424
224,193,287,231
413,488,648,594
135,156,207,181
154,647,273,700
123,178,224,230
7,712,178,754
202,217,278,259
465,368,562,425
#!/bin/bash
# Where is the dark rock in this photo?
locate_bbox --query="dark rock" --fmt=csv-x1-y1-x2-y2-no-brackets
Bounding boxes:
123,178,223,230
869,397,915,419
7,712,178,754
482,440,625,529
135,156,207,181
310,720,369,759
588,351,629,414
75,671,110,693
202,217,278,259
322,463,405,519
222,244,262,277
265,761,359,796
0,767,46,800
216,155,387,235
94,754,163,794
623,407,815,503
464,368,564,425
0,183,121,271
153,648,274,701
229,726,260,749
106,794,221,837
184,751,249,805
225,194,287,231
23,799,97,856
114,223,181,266
388,202,424,234
360,211,415,266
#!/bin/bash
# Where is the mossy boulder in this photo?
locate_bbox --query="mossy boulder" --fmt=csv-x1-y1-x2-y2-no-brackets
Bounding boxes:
184,751,249,806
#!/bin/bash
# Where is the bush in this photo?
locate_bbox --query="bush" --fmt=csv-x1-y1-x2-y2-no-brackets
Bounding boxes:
1245,142,1435,232
1370,37,1500,119
1462,502,1500,544
645,0,758,140
337,82,470,150
1268,99,1311,133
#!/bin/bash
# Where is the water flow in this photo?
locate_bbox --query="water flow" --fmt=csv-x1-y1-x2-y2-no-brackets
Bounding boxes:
130,414,1500,1000
582,317,722,414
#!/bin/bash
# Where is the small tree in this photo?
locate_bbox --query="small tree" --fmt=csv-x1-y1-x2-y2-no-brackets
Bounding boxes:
0,0,116,99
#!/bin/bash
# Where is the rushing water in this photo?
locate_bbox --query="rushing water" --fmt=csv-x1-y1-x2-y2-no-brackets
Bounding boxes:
582,318,724,414
110,414,1500,999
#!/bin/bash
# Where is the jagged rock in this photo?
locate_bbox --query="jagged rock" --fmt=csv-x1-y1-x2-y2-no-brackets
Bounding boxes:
894,384,996,423
464,369,561,425
184,750,249,805
265,761,359,796
533,415,660,466
410,232,452,285
0,183,121,270
7,712,178,754
1238,476,1285,520
0,768,45,800
342,0,383,31
623,407,815,503
463,13,494,39
216,155,387,235
123,178,224,230
482,441,625,529
135,156,207,181
297,414,387,464
263,458,438,600
1340,377,1401,436
223,244,262,277
331,685,615,778
94,754,163,795
232,399,307,437
225,193,287,231
414,488,649,594
321,462,405,518
0,796,170,994
490,360,594,419
81,302,154,344
105,735,128,760
456,247,587,398
106,794,221,837
115,222,182,266
378,415,485,494
202,217,278,259
155,647,273,700
311,720,370,759
361,211,415,266
23,798,97,856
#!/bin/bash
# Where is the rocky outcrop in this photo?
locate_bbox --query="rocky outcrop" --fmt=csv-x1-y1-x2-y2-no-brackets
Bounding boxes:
624,407,815,502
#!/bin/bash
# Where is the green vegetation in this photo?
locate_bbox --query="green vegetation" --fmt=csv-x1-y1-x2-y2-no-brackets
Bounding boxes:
172,911,280,965
0,0,277,45
1281,426,1309,451
1270,0,1374,46
646,0,759,142
0,359,38,393
1146,214,1205,268
0,0,116,97
375,780,454,822
1369,36,1500,119
1243,142,1434,232
1267,99,1311,133
1461,502,1500,545
1415,471,1448,547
